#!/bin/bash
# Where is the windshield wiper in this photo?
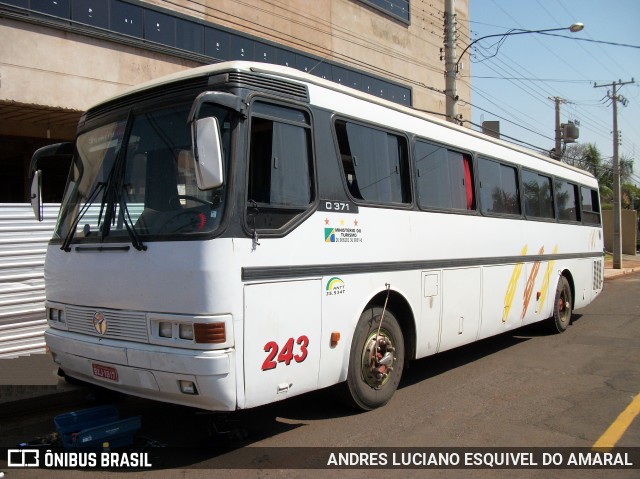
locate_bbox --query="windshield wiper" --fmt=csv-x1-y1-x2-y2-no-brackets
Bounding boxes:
60,180,106,252
99,111,147,251
117,189,147,251
62,110,146,252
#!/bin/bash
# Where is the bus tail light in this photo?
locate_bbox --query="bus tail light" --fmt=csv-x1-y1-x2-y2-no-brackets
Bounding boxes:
194,323,226,344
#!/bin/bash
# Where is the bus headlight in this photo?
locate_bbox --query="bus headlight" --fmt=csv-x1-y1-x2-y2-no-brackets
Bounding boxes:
47,305,67,328
179,323,194,340
159,322,173,338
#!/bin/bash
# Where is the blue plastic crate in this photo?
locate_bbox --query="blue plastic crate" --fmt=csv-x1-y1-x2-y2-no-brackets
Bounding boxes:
54,405,141,450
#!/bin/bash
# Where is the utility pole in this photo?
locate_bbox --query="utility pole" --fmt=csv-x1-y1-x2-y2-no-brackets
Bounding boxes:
444,0,459,124
594,79,634,269
550,97,567,159
549,96,578,160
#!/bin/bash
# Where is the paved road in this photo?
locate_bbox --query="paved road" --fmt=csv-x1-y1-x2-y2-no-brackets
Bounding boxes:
1,274,639,478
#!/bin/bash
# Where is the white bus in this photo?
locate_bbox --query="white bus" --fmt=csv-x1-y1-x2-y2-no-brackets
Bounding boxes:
31,61,604,411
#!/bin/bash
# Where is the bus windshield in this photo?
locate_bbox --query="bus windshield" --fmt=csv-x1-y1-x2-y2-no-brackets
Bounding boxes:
55,102,233,246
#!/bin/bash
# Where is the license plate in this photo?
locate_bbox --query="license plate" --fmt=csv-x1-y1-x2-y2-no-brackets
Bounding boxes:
92,363,119,381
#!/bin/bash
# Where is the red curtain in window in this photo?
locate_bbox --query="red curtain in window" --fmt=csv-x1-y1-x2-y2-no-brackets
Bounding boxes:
463,156,473,210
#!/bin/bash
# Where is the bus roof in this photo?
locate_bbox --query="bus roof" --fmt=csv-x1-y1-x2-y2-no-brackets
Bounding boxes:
89,61,595,181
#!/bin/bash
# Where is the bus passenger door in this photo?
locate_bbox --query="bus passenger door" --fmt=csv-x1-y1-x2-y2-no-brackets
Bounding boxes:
243,280,321,409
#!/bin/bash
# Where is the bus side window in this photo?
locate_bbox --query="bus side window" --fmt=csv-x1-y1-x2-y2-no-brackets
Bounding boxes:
334,119,410,205
247,102,313,230
522,169,554,219
478,157,520,216
555,180,580,222
415,140,474,211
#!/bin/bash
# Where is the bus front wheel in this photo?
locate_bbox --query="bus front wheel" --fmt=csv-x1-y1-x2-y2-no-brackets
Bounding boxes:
344,306,405,410
550,276,572,333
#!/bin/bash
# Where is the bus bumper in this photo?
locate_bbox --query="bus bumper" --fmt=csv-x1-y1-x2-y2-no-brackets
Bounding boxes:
45,329,237,411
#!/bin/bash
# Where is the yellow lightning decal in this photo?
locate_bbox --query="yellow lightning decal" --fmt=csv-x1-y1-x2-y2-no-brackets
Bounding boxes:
538,245,559,313
522,246,544,319
503,245,527,323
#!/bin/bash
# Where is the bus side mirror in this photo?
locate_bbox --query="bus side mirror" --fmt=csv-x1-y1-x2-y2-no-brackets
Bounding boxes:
192,116,224,190
31,170,43,222
29,142,74,222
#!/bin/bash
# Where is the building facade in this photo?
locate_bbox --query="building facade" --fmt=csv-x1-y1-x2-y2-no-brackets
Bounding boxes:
0,0,470,202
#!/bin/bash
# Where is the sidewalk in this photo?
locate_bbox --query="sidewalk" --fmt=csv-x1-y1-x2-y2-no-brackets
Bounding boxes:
603,253,640,279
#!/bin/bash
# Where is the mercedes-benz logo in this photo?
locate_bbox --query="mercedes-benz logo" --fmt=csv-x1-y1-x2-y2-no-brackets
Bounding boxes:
93,312,107,335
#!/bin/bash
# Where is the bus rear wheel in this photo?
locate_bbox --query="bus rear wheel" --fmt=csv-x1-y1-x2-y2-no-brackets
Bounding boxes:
550,276,572,333
344,306,404,410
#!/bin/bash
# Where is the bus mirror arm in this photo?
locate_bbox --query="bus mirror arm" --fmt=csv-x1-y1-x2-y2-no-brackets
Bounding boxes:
188,92,245,190
188,91,246,123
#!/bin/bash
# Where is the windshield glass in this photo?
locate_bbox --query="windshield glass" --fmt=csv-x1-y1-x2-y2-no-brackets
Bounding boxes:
55,102,232,243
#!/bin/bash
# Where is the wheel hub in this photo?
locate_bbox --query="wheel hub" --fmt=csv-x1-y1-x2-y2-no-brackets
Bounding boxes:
361,330,396,389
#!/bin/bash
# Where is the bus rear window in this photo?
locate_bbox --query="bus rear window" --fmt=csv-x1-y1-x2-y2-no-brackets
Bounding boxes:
580,186,601,225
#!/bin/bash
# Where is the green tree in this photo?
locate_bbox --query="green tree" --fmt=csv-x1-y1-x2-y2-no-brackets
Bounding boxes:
562,144,636,209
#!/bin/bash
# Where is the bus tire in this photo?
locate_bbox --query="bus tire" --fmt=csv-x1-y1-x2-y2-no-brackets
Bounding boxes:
344,306,404,410
550,275,572,333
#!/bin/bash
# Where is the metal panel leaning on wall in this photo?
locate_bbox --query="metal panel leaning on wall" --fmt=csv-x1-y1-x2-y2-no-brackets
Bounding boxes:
0,204,59,358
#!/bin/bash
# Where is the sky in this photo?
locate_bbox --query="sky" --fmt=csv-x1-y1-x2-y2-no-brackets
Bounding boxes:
466,0,640,185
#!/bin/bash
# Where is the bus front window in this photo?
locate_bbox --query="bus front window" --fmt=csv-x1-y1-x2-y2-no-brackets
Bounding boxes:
55,102,233,245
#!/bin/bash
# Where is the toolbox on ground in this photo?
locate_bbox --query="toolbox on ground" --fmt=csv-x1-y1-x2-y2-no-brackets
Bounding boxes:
54,404,141,449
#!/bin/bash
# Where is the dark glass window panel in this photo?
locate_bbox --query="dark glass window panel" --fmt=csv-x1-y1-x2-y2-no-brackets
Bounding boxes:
71,0,108,29
309,61,330,80
478,157,520,215
176,18,203,54
370,78,388,99
248,103,313,229
144,10,175,47
111,0,143,38
581,186,601,225
295,54,316,73
252,102,309,125
360,0,410,23
204,27,229,60
416,141,473,211
31,0,70,18
275,48,296,68
331,65,350,85
346,70,362,90
335,120,410,204
555,180,579,222
255,42,276,63
230,35,254,60
3,0,29,9
523,169,554,219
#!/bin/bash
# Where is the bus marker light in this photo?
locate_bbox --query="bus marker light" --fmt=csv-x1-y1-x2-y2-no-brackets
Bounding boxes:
194,323,226,344
330,332,341,347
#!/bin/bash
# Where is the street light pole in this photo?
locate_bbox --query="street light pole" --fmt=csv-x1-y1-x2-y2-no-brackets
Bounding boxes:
446,22,584,124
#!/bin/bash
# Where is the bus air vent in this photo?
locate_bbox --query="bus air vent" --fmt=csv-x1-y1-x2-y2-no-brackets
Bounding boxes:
226,72,309,102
